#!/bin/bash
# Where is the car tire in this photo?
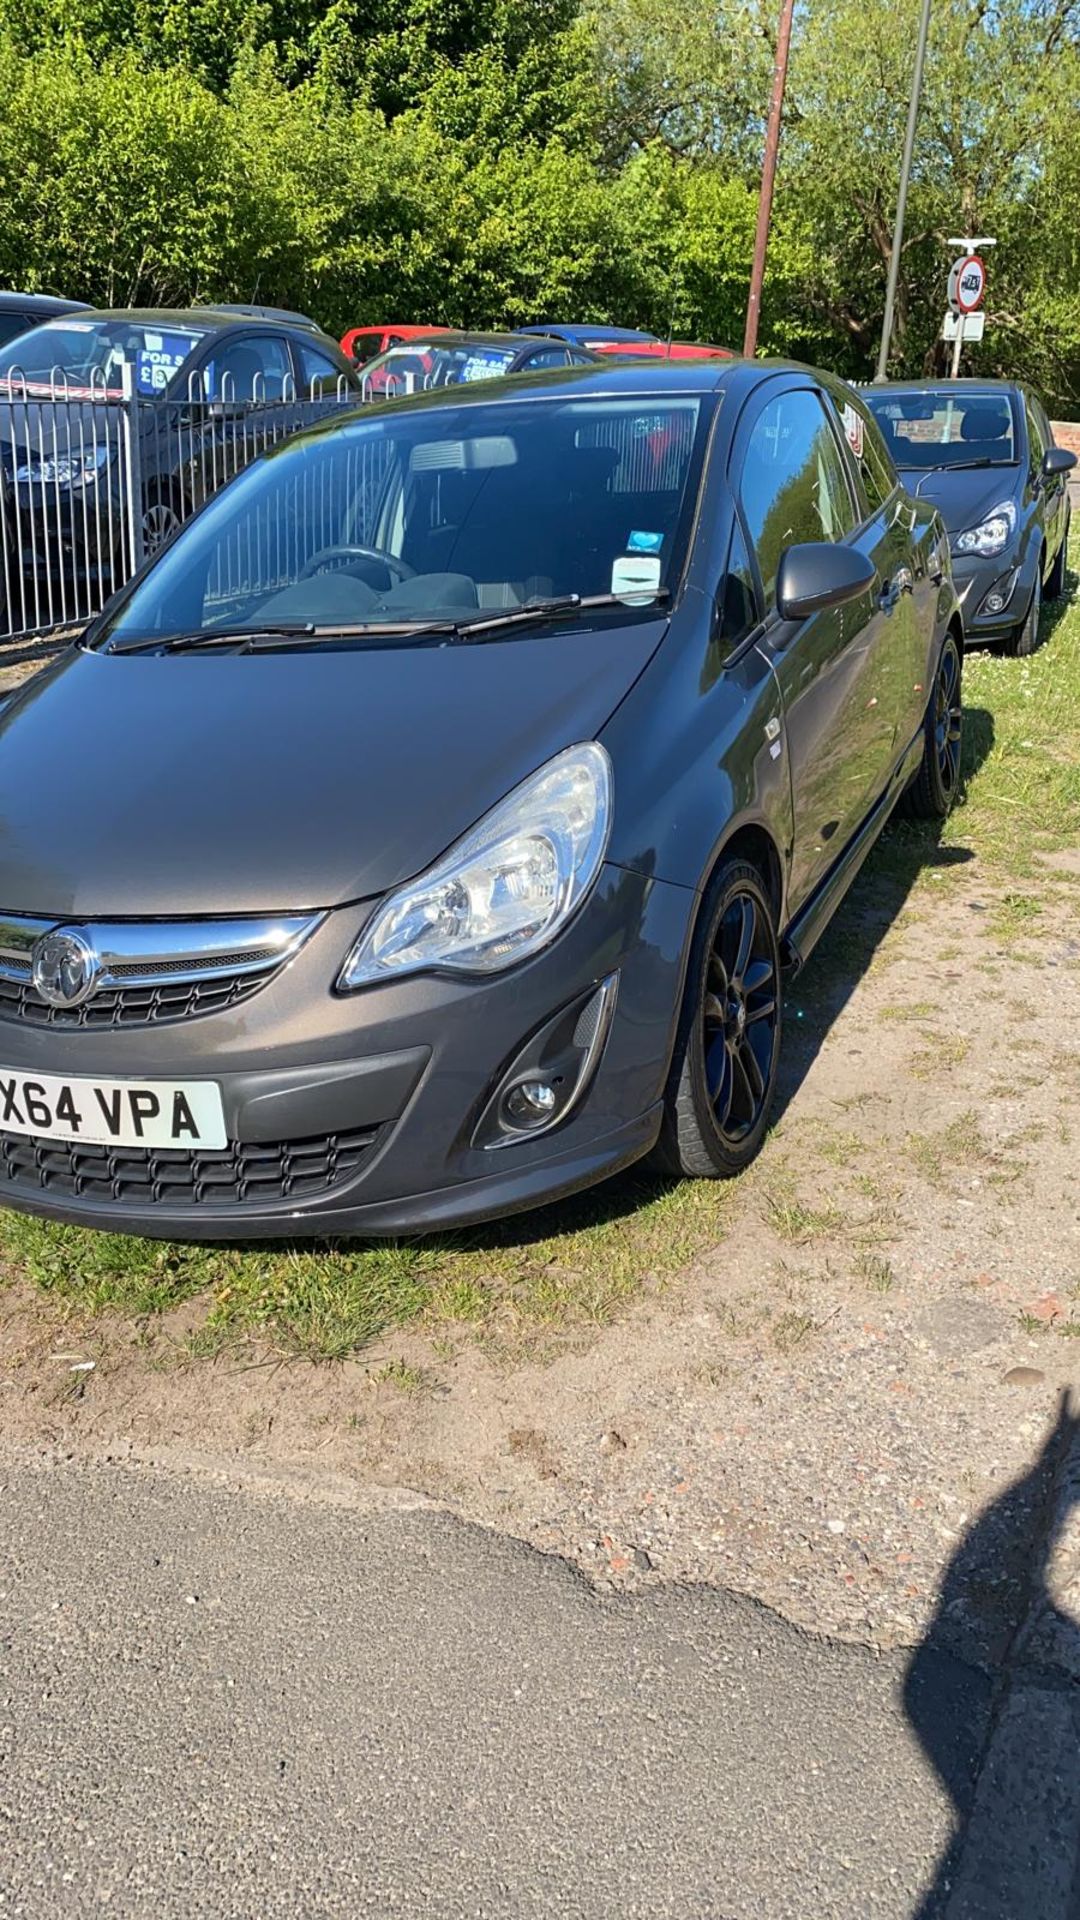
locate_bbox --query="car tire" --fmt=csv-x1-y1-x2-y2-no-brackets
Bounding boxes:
1045,516,1070,600
901,631,963,820
650,859,782,1180
1004,570,1042,657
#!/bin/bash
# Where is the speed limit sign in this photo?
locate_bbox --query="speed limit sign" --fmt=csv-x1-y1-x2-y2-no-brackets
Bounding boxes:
948,254,987,315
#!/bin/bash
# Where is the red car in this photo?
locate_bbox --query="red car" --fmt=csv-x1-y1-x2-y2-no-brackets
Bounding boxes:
340,324,450,368
591,340,734,362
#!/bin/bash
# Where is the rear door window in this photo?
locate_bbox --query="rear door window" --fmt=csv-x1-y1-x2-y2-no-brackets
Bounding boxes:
522,347,571,370
203,334,292,402
1025,396,1047,476
0,313,31,348
298,341,347,393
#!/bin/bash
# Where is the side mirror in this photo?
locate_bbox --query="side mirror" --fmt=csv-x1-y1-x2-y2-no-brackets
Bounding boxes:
775,543,878,622
1043,446,1077,477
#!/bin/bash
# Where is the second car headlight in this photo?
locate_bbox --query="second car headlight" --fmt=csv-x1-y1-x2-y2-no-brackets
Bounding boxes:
14,443,110,488
954,500,1017,558
338,742,612,990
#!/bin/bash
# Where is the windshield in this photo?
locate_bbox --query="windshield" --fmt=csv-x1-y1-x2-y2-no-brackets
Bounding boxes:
98,392,711,647
863,389,1018,469
0,319,207,397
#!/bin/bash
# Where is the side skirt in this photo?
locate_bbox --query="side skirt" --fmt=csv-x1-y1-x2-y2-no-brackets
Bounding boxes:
780,726,925,974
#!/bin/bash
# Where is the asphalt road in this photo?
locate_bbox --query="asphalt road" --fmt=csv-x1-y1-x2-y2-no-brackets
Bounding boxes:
0,1459,990,1920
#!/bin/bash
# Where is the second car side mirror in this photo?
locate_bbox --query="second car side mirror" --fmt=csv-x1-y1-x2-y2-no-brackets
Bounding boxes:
775,543,879,622
1043,446,1077,478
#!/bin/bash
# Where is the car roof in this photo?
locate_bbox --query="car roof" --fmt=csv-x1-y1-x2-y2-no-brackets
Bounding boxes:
519,324,657,344
0,292,89,313
352,357,758,416
864,377,1022,395
203,303,322,330
63,307,319,335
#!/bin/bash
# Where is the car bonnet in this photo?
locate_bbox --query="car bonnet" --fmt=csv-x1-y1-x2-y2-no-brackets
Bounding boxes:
0,622,667,917
905,463,1024,535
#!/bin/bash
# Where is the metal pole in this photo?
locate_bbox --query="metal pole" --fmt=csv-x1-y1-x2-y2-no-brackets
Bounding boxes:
949,320,964,379
120,359,145,581
743,0,796,359
874,0,933,381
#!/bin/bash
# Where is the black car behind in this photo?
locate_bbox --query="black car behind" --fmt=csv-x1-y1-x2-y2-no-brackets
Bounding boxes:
863,379,1075,654
0,291,90,350
0,308,360,627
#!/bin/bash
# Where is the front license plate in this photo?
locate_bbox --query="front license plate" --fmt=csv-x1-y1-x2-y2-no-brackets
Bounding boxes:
0,1069,226,1151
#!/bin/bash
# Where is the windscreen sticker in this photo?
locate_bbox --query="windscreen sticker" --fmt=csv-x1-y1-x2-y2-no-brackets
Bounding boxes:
41,319,94,332
135,333,196,395
458,351,515,383
841,402,865,459
627,529,664,553
612,553,662,599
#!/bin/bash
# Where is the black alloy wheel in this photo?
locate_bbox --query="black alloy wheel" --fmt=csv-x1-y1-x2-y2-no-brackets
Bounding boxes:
902,631,963,820
651,859,782,1179
933,634,963,801
703,889,778,1146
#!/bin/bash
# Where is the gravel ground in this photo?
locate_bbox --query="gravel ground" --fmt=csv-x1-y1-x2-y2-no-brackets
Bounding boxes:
0,631,70,694
5,870,1079,1664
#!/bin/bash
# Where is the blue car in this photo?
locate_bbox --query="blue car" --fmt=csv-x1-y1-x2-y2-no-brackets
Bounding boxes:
521,324,658,348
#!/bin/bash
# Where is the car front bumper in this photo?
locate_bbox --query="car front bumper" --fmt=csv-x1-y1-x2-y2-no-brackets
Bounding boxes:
951,544,1033,640
0,865,695,1239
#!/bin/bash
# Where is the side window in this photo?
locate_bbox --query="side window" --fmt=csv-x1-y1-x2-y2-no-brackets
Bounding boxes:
1025,398,1047,475
718,516,759,653
738,389,857,605
833,389,898,516
523,347,570,370
298,341,346,393
701,516,760,692
0,313,31,348
205,334,291,402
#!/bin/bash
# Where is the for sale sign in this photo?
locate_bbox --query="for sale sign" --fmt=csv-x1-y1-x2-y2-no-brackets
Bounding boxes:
947,254,987,315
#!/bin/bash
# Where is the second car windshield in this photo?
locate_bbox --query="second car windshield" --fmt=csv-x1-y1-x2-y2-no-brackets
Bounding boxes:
98,392,711,647
863,389,1018,469
366,343,520,392
0,320,207,397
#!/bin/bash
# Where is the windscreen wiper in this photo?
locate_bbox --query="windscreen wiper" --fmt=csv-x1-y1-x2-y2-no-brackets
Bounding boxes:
105,619,462,654
923,456,1014,471
448,589,671,640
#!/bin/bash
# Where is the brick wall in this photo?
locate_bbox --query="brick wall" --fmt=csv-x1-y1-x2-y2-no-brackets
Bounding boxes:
1051,421,1080,456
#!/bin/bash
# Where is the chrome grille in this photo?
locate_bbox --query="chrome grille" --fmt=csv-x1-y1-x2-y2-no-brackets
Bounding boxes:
0,1126,380,1208
0,912,322,1027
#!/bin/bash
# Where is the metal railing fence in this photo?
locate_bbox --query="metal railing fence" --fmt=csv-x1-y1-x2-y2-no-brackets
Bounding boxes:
0,363,360,642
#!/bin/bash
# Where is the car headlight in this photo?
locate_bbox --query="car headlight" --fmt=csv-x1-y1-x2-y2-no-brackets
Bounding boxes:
338,742,613,990
953,499,1017,558
14,444,110,488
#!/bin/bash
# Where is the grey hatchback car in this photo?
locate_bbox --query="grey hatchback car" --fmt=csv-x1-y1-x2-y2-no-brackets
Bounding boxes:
0,360,961,1239
863,379,1075,654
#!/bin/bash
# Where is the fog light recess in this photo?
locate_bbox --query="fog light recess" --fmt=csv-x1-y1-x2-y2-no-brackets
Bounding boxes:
472,973,620,1151
978,570,1019,619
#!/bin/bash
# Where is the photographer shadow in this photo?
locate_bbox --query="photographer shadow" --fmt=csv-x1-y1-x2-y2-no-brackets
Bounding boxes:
907,1391,1080,1917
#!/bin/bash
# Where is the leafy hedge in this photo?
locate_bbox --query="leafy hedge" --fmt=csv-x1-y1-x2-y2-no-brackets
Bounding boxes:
1,0,1078,409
